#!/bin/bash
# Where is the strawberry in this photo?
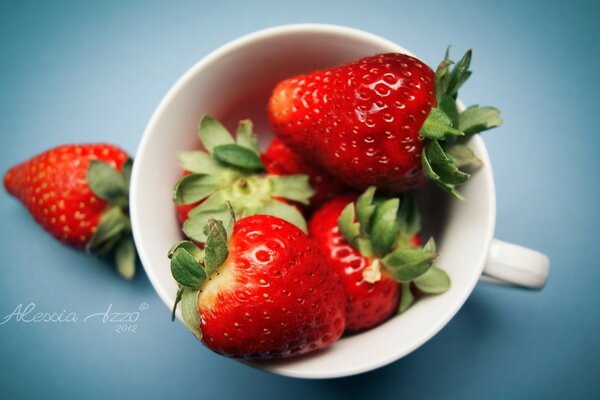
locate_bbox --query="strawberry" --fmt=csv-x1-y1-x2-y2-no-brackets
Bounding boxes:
173,116,315,242
261,138,349,210
168,215,346,358
3,144,136,279
309,187,451,332
268,50,502,198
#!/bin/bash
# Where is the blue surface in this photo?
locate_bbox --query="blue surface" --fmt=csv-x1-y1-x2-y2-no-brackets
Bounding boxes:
1,0,598,398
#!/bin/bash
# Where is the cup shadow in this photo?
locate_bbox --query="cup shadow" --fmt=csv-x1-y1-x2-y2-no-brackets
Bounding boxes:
309,292,501,397
417,181,451,245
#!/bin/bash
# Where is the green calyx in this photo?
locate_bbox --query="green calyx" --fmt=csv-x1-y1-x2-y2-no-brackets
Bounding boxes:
419,48,503,199
168,218,231,340
173,116,313,242
337,187,451,313
86,158,136,280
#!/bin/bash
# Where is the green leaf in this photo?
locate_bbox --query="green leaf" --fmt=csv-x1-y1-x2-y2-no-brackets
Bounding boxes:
93,232,124,258
423,237,437,253
454,71,472,95
398,282,414,313
427,140,470,185
172,173,219,205
435,49,474,101
337,202,360,247
356,186,376,235
370,198,400,258
446,144,483,169
438,95,459,128
167,240,203,260
212,144,265,171
396,195,420,240
86,206,129,254
121,159,133,188
184,211,232,243
446,49,472,97
170,248,206,289
183,192,233,242
423,152,463,200
180,288,202,340
357,237,373,257
420,107,464,140
203,219,229,276
182,219,232,243
422,147,439,178
458,105,503,135
235,119,259,154
177,151,226,175
269,175,314,205
187,191,228,218
198,115,235,153
382,246,437,282
253,199,308,233
115,237,136,280
435,58,453,102
87,160,127,203
171,286,184,321
422,141,468,200
413,266,451,294
225,201,237,233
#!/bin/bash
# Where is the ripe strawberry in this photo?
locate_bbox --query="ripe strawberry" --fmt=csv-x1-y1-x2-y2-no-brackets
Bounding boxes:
309,187,450,332
169,215,346,358
261,138,349,210
3,144,136,279
173,116,315,241
268,50,502,198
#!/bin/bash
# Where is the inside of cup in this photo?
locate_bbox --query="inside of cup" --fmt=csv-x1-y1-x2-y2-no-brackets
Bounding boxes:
180,28,413,144
132,25,495,378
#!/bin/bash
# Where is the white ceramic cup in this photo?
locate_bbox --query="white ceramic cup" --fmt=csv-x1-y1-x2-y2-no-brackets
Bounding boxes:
130,24,550,379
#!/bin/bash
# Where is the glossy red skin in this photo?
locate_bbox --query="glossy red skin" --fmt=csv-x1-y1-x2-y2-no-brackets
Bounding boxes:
268,53,436,193
199,215,346,359
3,144,128,248
309,196,420,332
261,139,349,210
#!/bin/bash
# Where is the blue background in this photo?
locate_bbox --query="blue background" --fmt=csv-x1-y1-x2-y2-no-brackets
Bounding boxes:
1,0,598,398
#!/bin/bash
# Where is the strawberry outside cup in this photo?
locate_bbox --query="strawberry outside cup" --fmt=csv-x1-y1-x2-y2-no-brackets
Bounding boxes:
129,24,550,379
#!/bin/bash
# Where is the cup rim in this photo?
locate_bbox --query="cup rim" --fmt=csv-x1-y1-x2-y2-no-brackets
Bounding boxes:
130,23,497,379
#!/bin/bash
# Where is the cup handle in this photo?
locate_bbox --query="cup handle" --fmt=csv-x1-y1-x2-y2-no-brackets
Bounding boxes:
479,239,550,289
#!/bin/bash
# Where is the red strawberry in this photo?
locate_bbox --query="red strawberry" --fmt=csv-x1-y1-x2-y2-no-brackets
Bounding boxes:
309,187,450,332
4,144,136,279
173,116,315,242
169,215,346,358
261,138,349,210
268,50,502,198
